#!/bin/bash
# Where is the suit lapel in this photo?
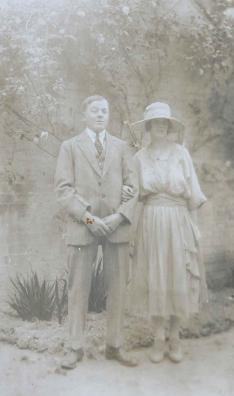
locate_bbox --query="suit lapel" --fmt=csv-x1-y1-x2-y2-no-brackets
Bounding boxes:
76,131,102,177
102,132,116,176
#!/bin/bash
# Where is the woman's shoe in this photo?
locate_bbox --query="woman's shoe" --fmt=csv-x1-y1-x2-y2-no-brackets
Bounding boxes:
168,338,183,363
149,339,165,363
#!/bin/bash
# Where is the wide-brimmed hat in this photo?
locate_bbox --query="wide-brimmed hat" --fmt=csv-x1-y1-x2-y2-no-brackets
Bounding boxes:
132,102,184,133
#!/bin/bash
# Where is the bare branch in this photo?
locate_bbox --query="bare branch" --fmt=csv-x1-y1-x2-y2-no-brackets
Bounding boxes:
192,0,215,24
5,104,62,142
20,134,56,158
119,42,151,101
192,133,221,153
24,72,60,139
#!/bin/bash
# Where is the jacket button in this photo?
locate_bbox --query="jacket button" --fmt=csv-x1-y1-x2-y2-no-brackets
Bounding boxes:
102,193,106,198
98,181,102,186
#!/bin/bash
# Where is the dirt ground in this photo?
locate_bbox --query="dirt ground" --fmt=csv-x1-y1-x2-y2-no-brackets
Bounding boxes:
1,288,234,396
1,329,234,396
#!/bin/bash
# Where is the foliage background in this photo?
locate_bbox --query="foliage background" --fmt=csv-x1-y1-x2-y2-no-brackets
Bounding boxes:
0,0,234,309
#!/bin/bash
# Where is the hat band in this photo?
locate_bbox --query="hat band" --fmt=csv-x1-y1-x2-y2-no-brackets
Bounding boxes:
145,110,171,120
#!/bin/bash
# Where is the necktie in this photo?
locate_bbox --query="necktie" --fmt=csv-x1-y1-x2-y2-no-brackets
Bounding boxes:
95,133,103,156
95,133,104,171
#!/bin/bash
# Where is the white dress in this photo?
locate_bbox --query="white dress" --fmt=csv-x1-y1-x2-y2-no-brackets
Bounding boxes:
131,143,207,319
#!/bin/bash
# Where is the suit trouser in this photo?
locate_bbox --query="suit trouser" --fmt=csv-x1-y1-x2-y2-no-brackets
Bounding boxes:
67,240,129,350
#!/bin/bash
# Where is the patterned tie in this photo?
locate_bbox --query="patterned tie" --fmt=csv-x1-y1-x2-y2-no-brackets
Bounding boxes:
95,133,104,171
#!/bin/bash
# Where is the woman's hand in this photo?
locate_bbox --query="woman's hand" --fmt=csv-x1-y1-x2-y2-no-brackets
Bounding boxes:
121,185,135,203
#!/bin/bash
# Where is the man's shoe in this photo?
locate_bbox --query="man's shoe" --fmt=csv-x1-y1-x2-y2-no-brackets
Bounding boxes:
149,339,165,363
168,339,183,363
105,345,138,367
61,348,84,369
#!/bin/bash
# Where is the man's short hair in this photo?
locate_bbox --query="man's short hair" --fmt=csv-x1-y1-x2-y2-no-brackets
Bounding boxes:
81,95,108,112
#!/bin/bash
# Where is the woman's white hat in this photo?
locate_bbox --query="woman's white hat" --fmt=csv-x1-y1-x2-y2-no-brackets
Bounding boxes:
132,102,184,132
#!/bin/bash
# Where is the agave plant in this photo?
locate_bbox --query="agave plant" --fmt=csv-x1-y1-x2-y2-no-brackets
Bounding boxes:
54,277,68,324
53,254,107,319
88,254,106,313
8,271,55,321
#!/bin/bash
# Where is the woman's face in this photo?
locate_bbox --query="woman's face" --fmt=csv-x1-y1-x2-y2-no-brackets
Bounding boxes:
149,119,169,141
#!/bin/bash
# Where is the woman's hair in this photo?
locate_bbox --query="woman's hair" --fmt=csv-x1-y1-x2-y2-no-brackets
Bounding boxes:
145,119,171,133
145,120,152,132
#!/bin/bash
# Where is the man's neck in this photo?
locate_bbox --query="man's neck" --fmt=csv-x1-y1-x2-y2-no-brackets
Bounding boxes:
85,128,107,145
86,127,105,134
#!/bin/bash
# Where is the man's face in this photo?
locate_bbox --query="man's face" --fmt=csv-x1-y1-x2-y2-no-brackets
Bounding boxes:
84,99,109,133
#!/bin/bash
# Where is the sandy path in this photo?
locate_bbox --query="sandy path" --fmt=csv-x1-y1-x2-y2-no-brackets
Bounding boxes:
1,328,234,396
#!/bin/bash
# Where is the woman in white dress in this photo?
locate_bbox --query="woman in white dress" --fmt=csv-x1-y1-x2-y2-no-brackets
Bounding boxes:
124,102,207,363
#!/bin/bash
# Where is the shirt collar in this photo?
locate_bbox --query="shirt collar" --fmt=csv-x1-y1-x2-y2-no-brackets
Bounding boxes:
85,128,106,145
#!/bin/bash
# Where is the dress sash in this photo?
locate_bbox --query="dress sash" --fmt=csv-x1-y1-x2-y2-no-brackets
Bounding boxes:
144,193,187,207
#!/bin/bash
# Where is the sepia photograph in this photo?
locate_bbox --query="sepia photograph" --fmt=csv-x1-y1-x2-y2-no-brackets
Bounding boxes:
0,1,234,395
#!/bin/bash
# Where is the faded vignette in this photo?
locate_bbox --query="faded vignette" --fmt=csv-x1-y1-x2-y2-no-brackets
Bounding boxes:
0,1,234,396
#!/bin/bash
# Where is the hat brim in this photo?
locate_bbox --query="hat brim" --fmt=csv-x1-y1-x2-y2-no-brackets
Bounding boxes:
131,116,185,144
131,116,184,131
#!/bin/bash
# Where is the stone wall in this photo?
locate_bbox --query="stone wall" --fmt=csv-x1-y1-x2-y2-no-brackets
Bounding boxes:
0,0,234,311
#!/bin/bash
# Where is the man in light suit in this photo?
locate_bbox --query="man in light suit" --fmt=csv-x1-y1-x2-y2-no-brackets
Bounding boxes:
55,95,138,368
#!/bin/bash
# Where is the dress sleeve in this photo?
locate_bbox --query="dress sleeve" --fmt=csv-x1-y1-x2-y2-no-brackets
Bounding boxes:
132,153,145,201
116,142,139,224
182,147,207,210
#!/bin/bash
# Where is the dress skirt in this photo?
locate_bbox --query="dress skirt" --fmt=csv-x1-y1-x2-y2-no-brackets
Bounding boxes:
131,194,206,320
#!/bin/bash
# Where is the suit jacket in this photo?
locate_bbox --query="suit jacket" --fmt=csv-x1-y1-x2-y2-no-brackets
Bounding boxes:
55,130,138,246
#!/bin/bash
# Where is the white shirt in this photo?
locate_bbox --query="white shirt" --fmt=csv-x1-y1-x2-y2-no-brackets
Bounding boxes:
85,128,106,149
